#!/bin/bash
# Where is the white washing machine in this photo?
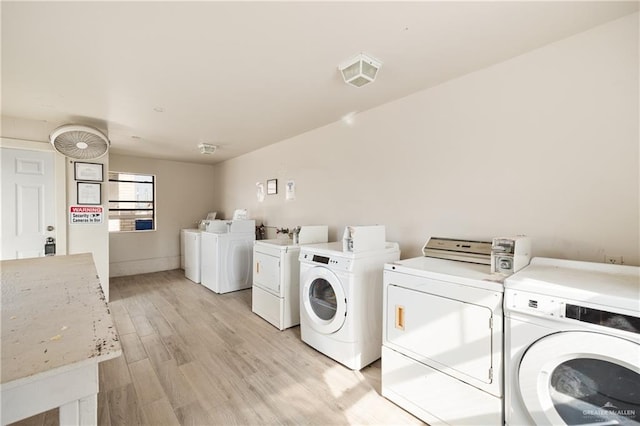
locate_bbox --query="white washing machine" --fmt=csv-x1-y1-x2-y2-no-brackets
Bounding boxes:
381,246,505,426
182,229,201,283
252,226,328,330
298,241,400,370
504,257,639,426
201,219,255,294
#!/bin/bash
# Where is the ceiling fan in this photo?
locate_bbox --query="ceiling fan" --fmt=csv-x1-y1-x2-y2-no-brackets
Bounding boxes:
49,124,110,160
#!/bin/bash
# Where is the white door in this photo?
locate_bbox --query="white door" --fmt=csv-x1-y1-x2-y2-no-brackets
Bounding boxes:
301,266,347,334
518,331,640,425
1,148,55,259
386,284,495,384
254,250,281,295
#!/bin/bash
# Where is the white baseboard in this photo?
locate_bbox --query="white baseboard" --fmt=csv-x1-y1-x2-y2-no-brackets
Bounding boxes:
109,256,180,277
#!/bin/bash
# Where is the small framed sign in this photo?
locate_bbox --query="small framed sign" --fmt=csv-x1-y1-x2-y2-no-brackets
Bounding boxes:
267,179,278,195
77,182,101,205
74,162,103,182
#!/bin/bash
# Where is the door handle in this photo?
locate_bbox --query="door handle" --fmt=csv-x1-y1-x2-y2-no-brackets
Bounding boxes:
395,305,405,330
256,262,260,274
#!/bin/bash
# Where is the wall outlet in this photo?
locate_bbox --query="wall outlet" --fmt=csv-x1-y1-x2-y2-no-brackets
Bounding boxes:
604,255,623,265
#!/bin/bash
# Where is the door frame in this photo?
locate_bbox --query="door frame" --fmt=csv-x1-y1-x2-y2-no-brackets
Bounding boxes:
1,138,67,256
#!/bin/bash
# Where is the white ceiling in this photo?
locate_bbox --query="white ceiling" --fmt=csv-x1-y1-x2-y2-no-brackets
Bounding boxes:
2,1,638,164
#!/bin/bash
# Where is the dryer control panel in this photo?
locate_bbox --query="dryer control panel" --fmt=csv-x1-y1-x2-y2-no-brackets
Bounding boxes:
506,290,563,318
299,253,353,272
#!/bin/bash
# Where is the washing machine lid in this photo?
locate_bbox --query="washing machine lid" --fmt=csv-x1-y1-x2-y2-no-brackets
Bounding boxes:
505,258,639,311
518,331,639,425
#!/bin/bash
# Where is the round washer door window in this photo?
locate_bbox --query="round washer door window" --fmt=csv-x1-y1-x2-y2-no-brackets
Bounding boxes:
301,266,346,334
518,331,640,425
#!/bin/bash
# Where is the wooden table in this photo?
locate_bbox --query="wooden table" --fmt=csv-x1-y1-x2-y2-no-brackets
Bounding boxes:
1,253,121,425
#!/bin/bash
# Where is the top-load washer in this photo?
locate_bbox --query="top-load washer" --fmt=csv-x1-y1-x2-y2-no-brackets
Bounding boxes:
201,219,255,294
504,257,639,426
299,227,400,370
252,225,328,330
381,237,506,426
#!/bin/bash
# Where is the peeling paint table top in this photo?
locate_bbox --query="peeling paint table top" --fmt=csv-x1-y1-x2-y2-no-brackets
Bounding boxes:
1,253,121,425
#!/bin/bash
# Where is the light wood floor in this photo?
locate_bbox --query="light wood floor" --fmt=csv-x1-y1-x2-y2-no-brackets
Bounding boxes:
12,269,423,426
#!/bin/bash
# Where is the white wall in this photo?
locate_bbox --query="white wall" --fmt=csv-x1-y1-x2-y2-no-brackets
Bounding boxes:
66,155,110,299
109,154,216,277
213,13,639,265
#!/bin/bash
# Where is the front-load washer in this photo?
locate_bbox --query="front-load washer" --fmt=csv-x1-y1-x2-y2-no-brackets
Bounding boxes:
183,229,202,283
252,226,328,330
382,254,505,426
504,257,639,426
201,219,255,294
299,241,400,370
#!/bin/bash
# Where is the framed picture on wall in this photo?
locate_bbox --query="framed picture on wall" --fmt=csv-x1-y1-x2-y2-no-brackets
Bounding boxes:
267,179,278,195
74,162,103,182
77,182,101,205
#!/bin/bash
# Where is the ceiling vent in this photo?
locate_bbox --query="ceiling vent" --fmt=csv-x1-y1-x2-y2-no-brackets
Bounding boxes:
49,124,110,160
198,143,217,155
338,53,382,88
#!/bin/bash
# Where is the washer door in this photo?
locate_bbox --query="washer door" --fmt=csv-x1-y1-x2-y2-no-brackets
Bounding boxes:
518,331,640,425
301,266,346,334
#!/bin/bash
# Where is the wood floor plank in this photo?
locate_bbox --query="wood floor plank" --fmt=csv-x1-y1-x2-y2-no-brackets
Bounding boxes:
98,353,132,392
112,309,136,335
97,385,111,426
139,333,172,369
128,358,166,406
173,401,214,426
119,332,148,364
41,409,58,426
130,314,156,337
158,334,192,366
140,398,181,426
106,383,144,426
179,359,233,412
154,359,198,410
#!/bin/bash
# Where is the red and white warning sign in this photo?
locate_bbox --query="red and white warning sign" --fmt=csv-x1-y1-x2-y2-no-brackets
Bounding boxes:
69,205,103,224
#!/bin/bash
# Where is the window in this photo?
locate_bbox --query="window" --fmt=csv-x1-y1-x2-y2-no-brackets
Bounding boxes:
108,171,155,232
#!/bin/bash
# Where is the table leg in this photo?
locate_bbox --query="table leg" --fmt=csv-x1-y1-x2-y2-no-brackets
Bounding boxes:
59,394,97,426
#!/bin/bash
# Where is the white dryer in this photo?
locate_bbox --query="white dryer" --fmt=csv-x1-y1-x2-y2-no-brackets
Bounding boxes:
201,219,255,294
382,254,505,426
252,226,328,330
182,229,202,283
298,241,400,370
504,257,639,426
